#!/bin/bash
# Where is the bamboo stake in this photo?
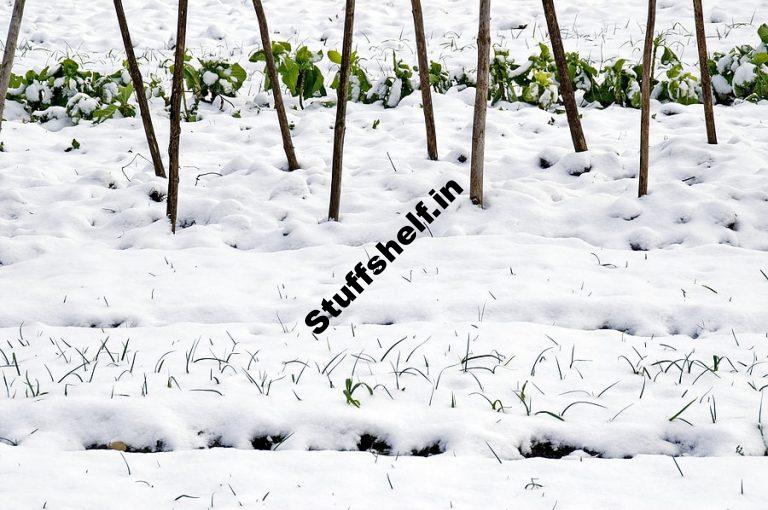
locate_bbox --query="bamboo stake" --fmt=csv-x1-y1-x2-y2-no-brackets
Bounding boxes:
411,0,438,161
167,0,188,233
328,0,355,221
252,0,300,170
542,0,587,153
693,0,717,144
470,0,491,207
639,0,656,198
113,0,166,178
0,0,27,135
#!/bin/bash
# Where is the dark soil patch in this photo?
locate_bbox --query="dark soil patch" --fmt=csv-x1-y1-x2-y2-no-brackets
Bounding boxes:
523,440,601,459
251,434,289,451
357,434,392,455
86,439,166,453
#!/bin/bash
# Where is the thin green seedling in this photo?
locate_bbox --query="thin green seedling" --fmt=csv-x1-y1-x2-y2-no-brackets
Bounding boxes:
669,398,697,425
343,378,373,408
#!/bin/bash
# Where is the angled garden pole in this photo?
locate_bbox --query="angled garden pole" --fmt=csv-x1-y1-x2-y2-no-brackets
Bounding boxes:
328,0,355,221
693,0,717,144
411,0,438,161
542,0,587,153
470,0,491,207
113,0,167,178
252,0,300,170
638,0,656,198
167,0,188,233
0,0,27,135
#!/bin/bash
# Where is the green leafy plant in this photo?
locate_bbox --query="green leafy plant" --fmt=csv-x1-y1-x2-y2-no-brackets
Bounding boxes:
368,53,416,108
488,44,560,110
145,73,168,104
198,59,247,102
251,42,326,108
168,55,246,121
489,47,521,104
5,28,768,127
660,65,700,105
587,59,642,108
328,49,372,102
249,40,292,90
65,93,101,123
566,52,599,97
93,84,136,123
709,25,768,104
6,57,133,123
519,44,560,110
453,68,476,89
651,45,701,105
428,61,451,93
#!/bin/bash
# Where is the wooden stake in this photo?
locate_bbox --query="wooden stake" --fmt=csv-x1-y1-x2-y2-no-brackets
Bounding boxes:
411,0,438,161
113,0,166,178
542,0,587,153
328,0,355,221
167,0,188,233
470,0,491,207
693,0,717,145
252,0,300,170
0,0,27,135
639,0,656,198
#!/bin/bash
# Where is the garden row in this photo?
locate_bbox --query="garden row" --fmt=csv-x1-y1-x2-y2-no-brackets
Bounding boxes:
5,25,767,126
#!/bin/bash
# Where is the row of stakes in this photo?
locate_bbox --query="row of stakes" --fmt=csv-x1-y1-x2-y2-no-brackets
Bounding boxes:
0,0,718,232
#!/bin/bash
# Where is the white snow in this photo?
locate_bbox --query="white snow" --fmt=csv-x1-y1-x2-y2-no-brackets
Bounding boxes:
0,0,767,508
733,62,757,86
712,74,733,95
2,446,767,509
202,70,219,86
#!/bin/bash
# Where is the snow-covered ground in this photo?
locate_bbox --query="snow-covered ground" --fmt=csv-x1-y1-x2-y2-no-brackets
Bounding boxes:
1,0,767,508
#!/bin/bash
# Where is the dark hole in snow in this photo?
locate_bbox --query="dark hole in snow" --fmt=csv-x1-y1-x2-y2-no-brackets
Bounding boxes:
179,218,197,229
524,441,601,459
356,435,443,457
659,106,681,116
357,434,392,455
598,322,635,335
567,165,592,177
663,437,697,456
411,441,444,457
457,154,468,163
107,182,118,190
148,189,165,203
538,157,554,169
629,242,647,252
251,434,288,451
206,436,233,449
88,320,127,328
725,220,739,231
